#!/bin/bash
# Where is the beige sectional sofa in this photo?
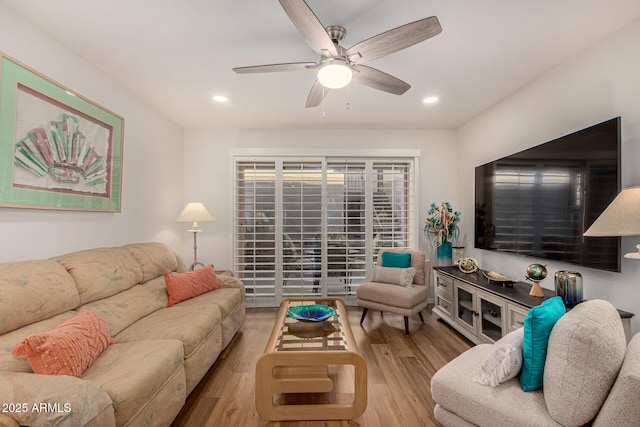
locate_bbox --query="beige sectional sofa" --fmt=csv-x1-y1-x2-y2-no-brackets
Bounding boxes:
431,299,640,427
0,242,245,427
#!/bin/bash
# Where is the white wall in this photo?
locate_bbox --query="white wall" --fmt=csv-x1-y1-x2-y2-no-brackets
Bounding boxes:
183,128,458,270
0,4,184,261
457,19,640,334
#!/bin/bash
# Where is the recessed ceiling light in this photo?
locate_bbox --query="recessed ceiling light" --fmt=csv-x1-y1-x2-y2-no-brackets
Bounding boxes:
212,95,228,103
423,96,439,104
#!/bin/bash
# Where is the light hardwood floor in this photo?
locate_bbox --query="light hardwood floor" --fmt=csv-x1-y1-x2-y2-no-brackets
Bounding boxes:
171,305,472,427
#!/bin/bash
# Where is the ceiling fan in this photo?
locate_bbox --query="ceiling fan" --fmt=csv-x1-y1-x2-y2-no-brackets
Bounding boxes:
233,0,442,108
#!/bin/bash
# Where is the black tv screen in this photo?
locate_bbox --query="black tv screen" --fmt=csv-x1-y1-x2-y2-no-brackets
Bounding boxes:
475,117,621,272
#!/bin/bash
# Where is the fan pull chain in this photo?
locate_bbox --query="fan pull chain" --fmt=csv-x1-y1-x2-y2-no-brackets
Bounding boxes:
322,85,326,118
346,84,350,110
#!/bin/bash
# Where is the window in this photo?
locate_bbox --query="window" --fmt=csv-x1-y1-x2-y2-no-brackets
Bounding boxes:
234,157,415,307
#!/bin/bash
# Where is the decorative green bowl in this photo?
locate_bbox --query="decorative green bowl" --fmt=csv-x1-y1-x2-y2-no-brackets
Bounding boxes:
287,304,336,322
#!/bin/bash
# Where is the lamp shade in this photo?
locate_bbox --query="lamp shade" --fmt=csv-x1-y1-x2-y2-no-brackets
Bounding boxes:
176,202,215,223
317,58,353,89
583,186,640,236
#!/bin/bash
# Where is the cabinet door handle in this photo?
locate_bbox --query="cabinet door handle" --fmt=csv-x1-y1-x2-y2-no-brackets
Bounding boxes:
438,283,448,288
473,311,480,317
516,321,524,326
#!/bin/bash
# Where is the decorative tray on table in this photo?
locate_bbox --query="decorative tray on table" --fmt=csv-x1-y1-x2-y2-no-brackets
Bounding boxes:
287,304,336,322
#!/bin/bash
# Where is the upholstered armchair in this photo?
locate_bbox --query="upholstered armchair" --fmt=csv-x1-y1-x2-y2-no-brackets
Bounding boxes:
356,249,431,336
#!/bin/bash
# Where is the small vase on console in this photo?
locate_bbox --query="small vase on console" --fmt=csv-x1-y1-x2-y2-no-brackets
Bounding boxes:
555,270,583,307
437,242,453,266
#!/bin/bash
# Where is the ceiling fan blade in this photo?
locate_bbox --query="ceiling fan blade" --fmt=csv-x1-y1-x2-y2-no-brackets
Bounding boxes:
347,16,442,64
233,62,318,74
279,0,338,56
305,80,329,108
351,65,410,95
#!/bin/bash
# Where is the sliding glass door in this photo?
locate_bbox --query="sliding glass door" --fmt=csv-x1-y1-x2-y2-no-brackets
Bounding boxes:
234,157,415,307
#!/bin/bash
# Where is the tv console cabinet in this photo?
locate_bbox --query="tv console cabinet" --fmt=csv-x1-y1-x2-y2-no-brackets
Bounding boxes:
432,266,633,344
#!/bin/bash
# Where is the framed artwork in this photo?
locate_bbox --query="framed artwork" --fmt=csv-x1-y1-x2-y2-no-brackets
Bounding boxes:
0,52,124,212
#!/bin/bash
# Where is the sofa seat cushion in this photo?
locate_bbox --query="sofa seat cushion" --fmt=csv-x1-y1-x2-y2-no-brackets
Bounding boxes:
85,285,165,336
82,339,184,427
0,371,114,427
357,281,428,309
113,304,222,359
0,260,79,335
431,344,563,427
52,247,144,305
175,287,242,319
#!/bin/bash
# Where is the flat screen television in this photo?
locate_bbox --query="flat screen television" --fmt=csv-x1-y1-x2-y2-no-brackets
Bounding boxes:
474,117,621,272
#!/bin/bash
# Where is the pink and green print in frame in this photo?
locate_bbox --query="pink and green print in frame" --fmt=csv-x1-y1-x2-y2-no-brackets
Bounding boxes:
0,52,124,212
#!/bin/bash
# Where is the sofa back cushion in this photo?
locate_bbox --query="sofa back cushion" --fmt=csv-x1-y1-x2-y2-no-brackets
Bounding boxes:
544,299,626,426
124,242,185,282
52,247,144,305
593,332,640,427
85,285,166,336
0,260,80,335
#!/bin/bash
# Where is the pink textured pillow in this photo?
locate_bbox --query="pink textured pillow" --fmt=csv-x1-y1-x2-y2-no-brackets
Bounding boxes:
164,264,219,307
12,306,112,377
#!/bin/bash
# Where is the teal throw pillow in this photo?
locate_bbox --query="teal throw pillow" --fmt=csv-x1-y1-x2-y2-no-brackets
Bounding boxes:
381,252,411,268
520,296,566,391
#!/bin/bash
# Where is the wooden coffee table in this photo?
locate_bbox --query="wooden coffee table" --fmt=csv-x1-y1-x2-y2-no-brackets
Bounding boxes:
255,297,367,421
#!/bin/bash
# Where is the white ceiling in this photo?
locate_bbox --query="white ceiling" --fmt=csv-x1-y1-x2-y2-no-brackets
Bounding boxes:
4,0,640,129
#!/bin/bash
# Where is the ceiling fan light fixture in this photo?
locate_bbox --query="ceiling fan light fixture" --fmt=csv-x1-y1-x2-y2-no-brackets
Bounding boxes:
317,58,352,89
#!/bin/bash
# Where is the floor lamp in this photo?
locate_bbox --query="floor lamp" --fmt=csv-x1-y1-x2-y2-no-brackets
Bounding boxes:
176,202,215,270
583,186,640,258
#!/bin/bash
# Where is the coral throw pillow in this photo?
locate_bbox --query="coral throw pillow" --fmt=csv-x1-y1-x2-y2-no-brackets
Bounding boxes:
12,306,113,377
164,264,219,307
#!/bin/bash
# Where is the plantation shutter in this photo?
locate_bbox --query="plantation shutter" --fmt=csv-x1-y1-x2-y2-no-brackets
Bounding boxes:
234,161,277,306
371,161,414,261
281,161,323,298
234,156,416,307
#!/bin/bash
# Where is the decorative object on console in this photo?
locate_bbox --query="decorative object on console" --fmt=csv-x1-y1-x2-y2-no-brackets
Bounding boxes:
583,186,640,259
554,270,583,307
176,202,215,270
482,270,516,286
425,201,461,266
525,263,547,298
452,245,465,265
458,257,479,274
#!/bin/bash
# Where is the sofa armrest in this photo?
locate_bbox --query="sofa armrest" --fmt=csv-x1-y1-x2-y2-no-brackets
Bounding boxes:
0,372,114,427
0,414,19,427
217,273,246,301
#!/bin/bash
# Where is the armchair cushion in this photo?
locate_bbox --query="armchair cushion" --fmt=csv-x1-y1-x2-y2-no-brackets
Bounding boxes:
357,282,427,309
381,251,411,268
371,266,416,287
